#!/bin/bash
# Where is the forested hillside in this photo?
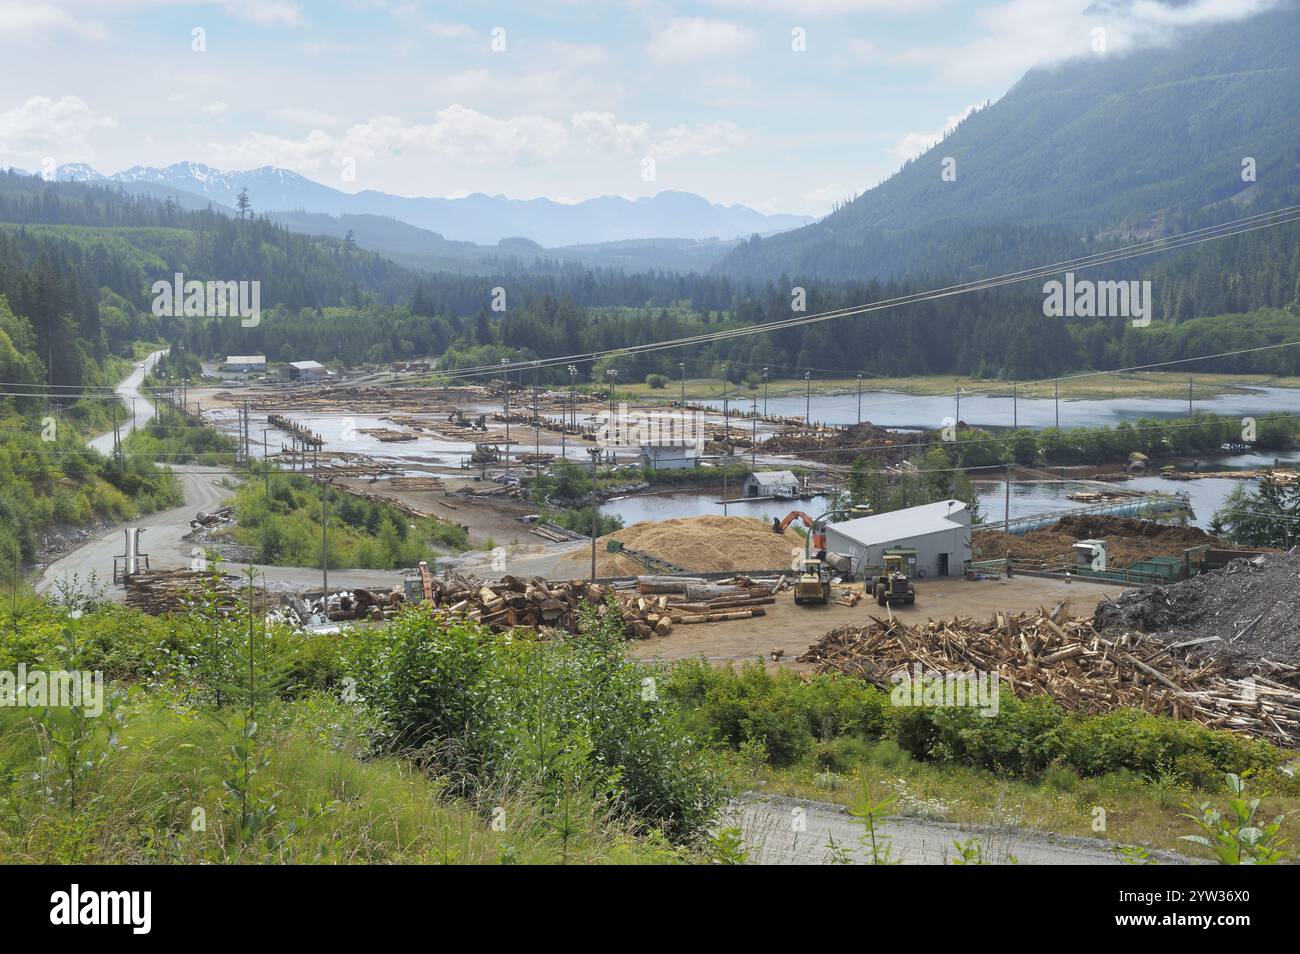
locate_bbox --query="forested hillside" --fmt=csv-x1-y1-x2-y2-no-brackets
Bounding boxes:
721,1,1300,283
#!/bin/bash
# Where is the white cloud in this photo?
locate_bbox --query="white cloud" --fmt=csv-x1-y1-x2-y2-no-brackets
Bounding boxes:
894,103,978,161
847,38,877,62
268,107,341,126
202,100,230,117
571,111,746,159
0,94,117,161
540,40,608,67
646,17,756,64
898,0,1279,84
803,181,853,210
0,2,107,40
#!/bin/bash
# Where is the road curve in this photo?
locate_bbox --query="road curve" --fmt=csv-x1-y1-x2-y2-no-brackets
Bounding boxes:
88,348,166,457
733,794,1192,865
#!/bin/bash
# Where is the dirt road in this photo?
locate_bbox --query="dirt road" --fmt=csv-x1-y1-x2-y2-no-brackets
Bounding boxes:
88,349,165,456
734,794,1189,865
629,574,1128,669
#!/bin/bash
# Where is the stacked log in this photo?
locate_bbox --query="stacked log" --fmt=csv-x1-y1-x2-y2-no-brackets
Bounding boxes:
424,572,611,633
797,604,1300,746
125,569,275,616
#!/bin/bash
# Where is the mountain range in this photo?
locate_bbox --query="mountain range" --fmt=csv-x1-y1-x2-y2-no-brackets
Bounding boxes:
37,161,809,248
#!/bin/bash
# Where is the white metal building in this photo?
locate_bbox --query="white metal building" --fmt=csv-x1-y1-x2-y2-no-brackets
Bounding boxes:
223,355,266,373
640,443,699,471
742,470,800,498
824,499,971,579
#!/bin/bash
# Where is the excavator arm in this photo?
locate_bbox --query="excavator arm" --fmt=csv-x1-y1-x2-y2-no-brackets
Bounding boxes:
773,511,814,533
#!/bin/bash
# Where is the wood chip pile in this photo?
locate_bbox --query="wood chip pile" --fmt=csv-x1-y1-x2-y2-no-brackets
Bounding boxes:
797,603,1300,745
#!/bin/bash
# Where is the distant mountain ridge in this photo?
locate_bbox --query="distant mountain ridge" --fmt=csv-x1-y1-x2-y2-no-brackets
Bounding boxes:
45,161,810,247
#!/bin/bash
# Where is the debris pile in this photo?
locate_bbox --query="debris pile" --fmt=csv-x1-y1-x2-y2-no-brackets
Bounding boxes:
271,587,407,626
798,603,1300,745
972,514,1244,568
1094,550,1300,680
760,420,914,465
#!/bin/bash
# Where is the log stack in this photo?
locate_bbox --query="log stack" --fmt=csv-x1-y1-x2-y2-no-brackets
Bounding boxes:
423,571,611,633
797,604,1300,745
125,568,275,616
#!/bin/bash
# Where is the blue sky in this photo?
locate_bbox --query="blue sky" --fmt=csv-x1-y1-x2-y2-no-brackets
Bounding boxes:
0,0,1280,213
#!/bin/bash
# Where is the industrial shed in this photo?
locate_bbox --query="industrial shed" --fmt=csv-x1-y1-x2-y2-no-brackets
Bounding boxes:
824,499,971,579
742,470,800,498
280,360,332,382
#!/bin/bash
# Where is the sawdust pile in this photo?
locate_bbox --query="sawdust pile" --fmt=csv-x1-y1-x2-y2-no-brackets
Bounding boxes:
558,515,797,577
973,514,1238,569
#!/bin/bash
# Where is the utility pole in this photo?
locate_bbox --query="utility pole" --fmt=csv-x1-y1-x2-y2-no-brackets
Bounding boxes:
721,363,729,452
501,358,510,476
569,365,577,434
1188,376,1193,416
955,388,961,427
1004,464,1011,534
679,361,686,407
607,368,618,452
1054,381,1060,431
856,372,862,424
804,371,811,426
1012,381,1018,430
751,396,757,471
263,427,270,499
587,447,601,581
762,367,769,417
321,483,329,599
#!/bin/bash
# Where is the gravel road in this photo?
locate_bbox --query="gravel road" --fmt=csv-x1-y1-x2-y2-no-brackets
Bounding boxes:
87,349,164,457
733,794,1192,865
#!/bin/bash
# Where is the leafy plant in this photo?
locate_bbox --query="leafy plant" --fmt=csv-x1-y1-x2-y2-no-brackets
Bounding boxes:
1180,772,1290,864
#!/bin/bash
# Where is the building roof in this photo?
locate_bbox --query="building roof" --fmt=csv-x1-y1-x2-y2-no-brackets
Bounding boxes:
288,360,325,370
827,499,968,547
747,469,797,485
225,355,265,364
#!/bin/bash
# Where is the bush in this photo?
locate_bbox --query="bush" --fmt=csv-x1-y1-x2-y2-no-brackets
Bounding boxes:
342,605,723,839
645,373,669,389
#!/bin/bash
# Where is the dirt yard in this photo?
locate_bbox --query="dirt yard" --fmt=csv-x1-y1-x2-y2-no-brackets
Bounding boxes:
627,574,1130,670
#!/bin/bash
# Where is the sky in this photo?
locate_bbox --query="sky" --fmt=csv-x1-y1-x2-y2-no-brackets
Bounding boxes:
0,0,1281,214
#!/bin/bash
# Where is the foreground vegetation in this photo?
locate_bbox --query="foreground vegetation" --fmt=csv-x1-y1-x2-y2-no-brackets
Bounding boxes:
229,472,469,570
0,589,1293,864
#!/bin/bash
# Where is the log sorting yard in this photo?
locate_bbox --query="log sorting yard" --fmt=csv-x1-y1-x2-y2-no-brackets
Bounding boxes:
110,363,1300,753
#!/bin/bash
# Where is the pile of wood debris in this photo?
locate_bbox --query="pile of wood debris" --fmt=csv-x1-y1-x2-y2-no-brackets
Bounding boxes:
798,604,1300,745
421,570,607,633
615,575,780,638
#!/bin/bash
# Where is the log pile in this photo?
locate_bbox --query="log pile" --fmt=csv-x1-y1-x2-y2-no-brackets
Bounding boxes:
797,604,1300,745
125,569,276,616
418,570,779,639
423,571,611,633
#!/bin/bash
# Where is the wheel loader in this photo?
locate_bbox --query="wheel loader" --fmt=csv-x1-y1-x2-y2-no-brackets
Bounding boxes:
793,558,832,605
872,553,915,607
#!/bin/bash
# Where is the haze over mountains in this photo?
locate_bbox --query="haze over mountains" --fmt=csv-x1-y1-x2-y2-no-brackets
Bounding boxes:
39,161,810,248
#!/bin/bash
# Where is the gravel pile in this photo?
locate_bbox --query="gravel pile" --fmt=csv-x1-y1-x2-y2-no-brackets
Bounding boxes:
1094,550,1300,680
